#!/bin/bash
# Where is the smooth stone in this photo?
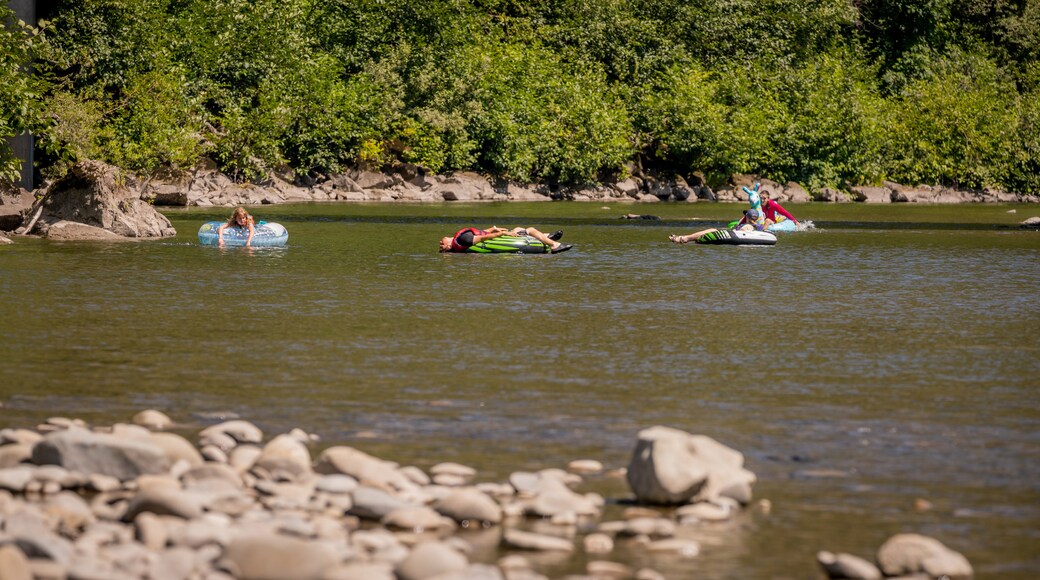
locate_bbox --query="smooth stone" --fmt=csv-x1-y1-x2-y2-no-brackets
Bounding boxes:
132,410,173,431
167,518,232,549
227,445,262,473
644,538,700,557
0,444,33,469
0,544,32,580
220,532,338,580
180,463,243,491
817,550,882,579
0,429,42,446
146,433,204,468
676,501,733,523
134,512,169,551
621,507,662,520
508,472,541,496
0,466,34,491
433,488,503,525
253,434,313,480
395,541,469,580
199,432,237,453
123,487,203,521
567,459,603,474
432,473,468,487
4,529,74,566
430,462,476,479
587,560,631,578
621,517,675,538
199,446,228,464
315,474,358,495
32,429,170,481
41,492,95,534
626,426,754,505
349,485,418,520
399,466,431,486
86,476,120,492
382,506,455,533
150,546,197,580
25,559,67,580
635,568,667,580
199,420,263,445
322,562,396,580
876,534,973,578
501,530,574,552
315,447,413,492
582,533,614,554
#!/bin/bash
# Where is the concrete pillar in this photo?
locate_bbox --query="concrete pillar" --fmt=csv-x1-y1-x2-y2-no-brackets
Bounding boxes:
6,0,36,191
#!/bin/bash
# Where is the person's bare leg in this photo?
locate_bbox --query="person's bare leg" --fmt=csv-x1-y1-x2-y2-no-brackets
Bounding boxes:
522,227,560,249
669,228,716,244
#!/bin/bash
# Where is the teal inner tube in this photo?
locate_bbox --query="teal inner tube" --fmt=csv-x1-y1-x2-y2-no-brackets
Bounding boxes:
727,219,797,232
198,221,288,247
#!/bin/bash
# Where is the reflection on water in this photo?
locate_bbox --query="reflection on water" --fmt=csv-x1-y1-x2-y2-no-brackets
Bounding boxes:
1,204,1038,579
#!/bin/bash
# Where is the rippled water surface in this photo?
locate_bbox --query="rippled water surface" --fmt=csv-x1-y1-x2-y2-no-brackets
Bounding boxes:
2,202,1038,579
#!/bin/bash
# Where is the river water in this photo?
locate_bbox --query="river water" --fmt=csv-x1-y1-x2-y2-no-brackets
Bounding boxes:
1,202,1038,579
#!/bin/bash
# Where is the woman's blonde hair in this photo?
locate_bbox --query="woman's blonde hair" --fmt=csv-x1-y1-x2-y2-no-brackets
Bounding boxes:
227,207,253,226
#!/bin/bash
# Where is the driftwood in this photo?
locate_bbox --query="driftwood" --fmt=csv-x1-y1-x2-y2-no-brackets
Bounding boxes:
16,190,49,235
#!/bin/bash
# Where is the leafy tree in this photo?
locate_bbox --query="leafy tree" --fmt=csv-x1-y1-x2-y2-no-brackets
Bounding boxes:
879,48,1021,189
633,62,729,180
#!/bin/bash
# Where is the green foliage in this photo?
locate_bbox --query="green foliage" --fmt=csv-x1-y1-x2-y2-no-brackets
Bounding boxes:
7,0,1037,193
35,90,102,177
634,62,729,178
772,51,889,190
97,67,205,171
283,56,405,174
458,40,633,183
879,49,1022,190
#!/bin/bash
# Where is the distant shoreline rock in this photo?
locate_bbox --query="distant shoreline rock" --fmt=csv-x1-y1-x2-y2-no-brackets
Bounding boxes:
0,160,1036,240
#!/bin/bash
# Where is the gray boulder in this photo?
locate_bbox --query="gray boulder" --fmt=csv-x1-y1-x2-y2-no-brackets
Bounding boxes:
876,533,973,578
33,161,175,238
626,426,755,505
31,429,170,481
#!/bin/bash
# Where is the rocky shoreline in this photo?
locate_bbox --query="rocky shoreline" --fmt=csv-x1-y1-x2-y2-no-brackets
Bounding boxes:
0,414,973,579
0,160,1036,243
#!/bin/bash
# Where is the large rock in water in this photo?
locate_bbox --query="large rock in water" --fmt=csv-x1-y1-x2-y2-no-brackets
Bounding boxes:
876,533,973,578
34,160,176,238
626,426,756,505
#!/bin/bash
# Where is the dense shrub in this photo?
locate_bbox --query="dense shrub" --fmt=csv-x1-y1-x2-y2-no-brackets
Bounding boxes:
879,49,1023,190
0,0,1036,193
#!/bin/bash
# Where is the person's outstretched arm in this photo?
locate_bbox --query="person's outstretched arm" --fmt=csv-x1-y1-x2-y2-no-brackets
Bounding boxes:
771,201,798,223
471,230,508,244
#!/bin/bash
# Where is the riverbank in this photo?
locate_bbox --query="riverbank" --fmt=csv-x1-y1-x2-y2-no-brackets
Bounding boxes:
1,160,1036,242
0,414,974,579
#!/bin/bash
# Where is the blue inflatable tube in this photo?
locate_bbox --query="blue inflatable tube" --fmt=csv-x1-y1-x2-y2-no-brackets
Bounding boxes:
198,221,288,247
